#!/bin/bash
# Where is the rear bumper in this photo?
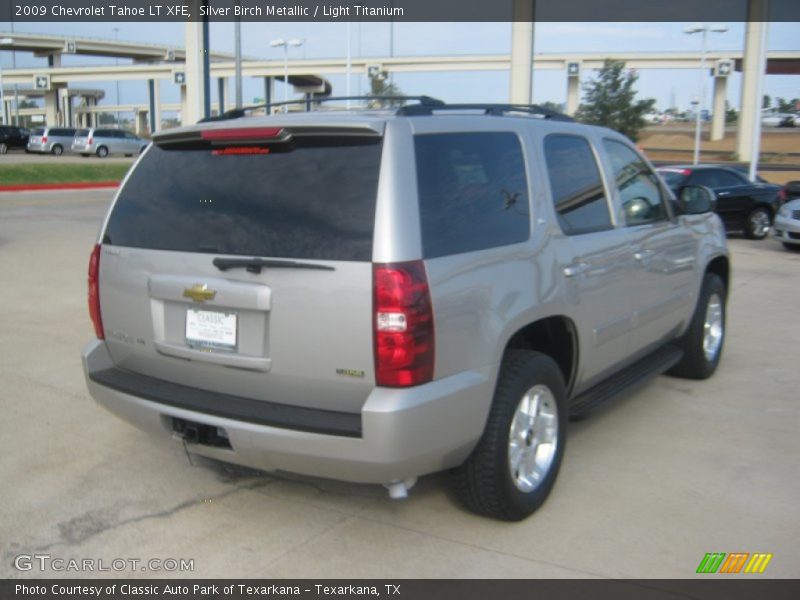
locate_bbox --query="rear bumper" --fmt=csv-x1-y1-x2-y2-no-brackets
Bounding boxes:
82,340,493,484
26,142,48,153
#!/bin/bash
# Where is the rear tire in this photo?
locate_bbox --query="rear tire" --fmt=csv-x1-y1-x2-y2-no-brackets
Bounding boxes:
668,273,726,380
453,350,567,521
96,146,109,158
51,144,63,156
0,143,7,154
745,207,771,240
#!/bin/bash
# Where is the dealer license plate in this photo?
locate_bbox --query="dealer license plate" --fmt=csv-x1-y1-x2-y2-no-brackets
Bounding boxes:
185,308,237,351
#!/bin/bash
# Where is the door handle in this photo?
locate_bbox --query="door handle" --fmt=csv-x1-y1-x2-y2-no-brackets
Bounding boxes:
634,249,654,262
563,262,590,278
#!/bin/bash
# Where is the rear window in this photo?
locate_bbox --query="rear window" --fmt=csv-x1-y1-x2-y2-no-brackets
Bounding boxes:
76,129,90,137
414,132,530,258
50,128,76,136
31,128,45,136
103,137,382,261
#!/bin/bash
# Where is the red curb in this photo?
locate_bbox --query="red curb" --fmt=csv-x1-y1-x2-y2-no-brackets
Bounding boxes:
0,181,120,192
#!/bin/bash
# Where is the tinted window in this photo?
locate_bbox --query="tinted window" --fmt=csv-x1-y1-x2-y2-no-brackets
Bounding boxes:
104,138,382,261
544,135,612,235
76,129,90,137
689,169,745,188
31,128,46,136
656,169,689,189
603,139,668,226
414,132,529,258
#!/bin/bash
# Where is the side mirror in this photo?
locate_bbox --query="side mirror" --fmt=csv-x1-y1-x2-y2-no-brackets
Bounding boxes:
677,185,716,215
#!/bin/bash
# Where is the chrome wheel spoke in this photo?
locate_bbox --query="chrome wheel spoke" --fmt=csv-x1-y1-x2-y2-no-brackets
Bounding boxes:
508,384,559,493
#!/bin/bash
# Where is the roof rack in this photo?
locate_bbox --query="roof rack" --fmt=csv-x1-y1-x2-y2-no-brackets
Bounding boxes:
199,95,446,122
395,103,574,121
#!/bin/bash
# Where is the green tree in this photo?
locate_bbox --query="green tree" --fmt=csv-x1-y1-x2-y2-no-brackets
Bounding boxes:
574,59,655,141
538,101,564,114
366,70,404,108
762,94,772,109
776,97,798,113
725,101,738,124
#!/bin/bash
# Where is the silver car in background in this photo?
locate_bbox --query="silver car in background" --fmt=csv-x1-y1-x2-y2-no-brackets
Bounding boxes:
26,127,77,155
72,128,149,158
773,198,800,250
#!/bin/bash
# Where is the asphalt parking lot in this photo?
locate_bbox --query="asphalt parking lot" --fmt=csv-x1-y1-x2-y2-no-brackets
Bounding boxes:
1,189,798,579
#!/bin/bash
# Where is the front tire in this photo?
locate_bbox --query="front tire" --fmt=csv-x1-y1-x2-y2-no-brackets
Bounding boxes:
453,350,567,521
668,273,726,380
745,207,771,240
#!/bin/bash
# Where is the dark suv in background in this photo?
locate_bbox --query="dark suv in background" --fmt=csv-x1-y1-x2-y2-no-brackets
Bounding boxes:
0,125,30,154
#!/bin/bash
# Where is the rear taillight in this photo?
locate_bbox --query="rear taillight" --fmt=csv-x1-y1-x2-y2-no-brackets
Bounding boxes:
88,244,104,339
87,136,93,146
373,261,434,387
778,188,787,203
42,135,47,143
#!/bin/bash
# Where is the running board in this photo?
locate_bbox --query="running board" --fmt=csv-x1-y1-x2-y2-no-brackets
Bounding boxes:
569,345,683,419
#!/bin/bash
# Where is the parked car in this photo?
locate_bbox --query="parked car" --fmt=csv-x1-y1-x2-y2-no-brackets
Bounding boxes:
0,125,30,154
72,128,149,157
657,164,781,239
778,180,800,204
82,98,729,521
761,112,797,127
773,198,800,250
26,127,77,156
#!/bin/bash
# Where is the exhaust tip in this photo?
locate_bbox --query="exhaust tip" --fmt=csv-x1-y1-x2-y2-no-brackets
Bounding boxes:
384,477,418,500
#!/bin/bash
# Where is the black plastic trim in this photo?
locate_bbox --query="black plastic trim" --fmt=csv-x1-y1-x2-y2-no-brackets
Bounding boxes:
89,367,363,438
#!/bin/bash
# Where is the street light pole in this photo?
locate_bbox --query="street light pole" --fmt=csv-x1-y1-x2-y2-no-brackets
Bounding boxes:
112,27,121,125
685,23,728,165
270,39,303,111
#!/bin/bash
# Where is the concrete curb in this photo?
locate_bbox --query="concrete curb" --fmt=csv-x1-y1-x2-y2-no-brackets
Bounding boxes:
0,181,120,193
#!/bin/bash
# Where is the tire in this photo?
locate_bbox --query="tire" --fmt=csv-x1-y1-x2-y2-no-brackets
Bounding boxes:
0,142,7,154
744,207,771,240
783,242,800,251
668,273,726,380
453,350,567,521
96,146,109,158
51,144,63,156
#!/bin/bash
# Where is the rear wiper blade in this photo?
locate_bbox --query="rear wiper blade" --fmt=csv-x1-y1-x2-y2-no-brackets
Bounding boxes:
212,257,335,274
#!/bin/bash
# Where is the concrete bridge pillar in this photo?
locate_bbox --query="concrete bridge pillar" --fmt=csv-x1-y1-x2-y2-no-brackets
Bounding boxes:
509,0,534,104
710,75,728,141
736,0,769,165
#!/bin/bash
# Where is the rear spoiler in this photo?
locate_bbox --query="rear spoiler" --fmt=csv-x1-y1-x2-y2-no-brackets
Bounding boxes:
153,124,382,148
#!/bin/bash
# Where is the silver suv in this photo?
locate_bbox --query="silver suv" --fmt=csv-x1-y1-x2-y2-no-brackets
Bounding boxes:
82,98,729,520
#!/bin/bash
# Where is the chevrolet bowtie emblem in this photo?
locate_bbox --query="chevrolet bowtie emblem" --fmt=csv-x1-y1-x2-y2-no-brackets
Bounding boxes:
183,284,217,303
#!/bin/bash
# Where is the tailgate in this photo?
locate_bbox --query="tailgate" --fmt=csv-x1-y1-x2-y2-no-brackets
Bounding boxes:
97,127,383,414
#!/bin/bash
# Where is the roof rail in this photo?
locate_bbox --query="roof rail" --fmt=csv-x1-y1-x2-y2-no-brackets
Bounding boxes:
199,95,446,122
395,103,574,121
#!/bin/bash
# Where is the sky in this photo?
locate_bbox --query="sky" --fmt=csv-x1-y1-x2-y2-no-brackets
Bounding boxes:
0,21,798,116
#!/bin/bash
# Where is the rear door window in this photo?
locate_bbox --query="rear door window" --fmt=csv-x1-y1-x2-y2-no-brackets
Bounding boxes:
104,137,383,261
543,134,612,235
414,132,530,258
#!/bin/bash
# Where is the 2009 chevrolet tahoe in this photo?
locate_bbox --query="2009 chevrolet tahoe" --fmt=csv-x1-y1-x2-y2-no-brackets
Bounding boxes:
82,98,729,521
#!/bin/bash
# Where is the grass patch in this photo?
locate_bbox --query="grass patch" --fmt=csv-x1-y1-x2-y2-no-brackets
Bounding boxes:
0,163,131,186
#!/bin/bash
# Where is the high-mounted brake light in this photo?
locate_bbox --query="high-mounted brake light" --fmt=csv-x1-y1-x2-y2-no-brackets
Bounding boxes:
201,127,285,142
212,147,271,156
88,244,104,339
373,261,434,387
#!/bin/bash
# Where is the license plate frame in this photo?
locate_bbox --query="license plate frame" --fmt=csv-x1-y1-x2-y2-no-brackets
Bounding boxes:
185,308,238,352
